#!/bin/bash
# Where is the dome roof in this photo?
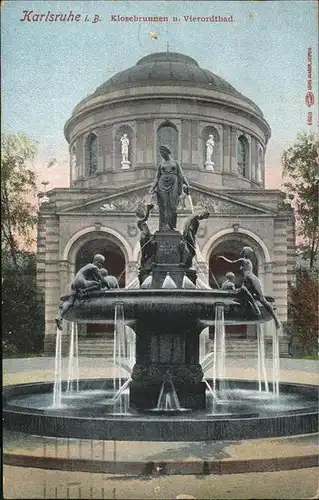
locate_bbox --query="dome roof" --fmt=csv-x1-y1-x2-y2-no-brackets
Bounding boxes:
80,52,263,116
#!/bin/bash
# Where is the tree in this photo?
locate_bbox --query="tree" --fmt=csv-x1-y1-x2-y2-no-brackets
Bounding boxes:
1,133,38,267
288,269,318,356
282,132,319,268
2,251,44,356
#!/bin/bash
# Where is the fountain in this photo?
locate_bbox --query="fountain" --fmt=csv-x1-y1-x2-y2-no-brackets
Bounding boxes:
3,144,318,444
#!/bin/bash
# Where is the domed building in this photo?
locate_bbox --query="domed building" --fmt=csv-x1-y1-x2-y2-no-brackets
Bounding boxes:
37,52,295,355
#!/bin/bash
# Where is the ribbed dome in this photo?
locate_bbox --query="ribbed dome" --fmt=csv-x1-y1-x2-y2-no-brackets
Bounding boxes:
80,52,263,116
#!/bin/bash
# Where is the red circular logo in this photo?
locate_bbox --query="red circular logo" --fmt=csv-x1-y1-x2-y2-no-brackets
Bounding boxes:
305,91,315,107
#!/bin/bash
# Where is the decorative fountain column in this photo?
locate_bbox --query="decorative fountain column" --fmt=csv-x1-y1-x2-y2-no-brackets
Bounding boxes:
130,145,208,410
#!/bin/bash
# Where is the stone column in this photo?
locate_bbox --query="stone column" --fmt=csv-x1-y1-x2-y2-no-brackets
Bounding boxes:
247,135,252,180
181,119,191,167
230,127,238,175
126,261,139,287
36,212,47,294
196,261,209,286
261,261,274,339
103,126,113,171
222,125,231,173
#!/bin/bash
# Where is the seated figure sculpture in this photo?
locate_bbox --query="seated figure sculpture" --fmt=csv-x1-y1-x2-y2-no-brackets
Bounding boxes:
55,254,106,330
136,203,156,267
221,272,236,290
179,210,210,268
217,246,281,329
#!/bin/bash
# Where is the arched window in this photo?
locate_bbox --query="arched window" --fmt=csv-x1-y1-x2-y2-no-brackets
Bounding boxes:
157,123,178,162
237,135,249,178
257,147,263,183
86,133,98,176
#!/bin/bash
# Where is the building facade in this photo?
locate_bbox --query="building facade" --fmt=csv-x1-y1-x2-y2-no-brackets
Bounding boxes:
37,52,295,354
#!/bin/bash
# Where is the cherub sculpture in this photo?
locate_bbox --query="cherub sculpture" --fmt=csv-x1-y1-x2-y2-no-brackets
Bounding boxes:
136,203,156,267
221,271,236,291
179,210,210,268
100,268,119,289
217,246,281,329
55,254,105,330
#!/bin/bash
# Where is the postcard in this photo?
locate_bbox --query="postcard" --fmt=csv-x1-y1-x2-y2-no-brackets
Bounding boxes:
2,1,318,499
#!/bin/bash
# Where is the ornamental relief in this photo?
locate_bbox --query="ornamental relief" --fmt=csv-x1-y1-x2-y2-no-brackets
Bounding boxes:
190,192,259,214
76,190,261,215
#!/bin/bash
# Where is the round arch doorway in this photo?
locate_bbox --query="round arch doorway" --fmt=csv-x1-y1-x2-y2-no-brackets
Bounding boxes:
75,238,126,338
208,237,259,339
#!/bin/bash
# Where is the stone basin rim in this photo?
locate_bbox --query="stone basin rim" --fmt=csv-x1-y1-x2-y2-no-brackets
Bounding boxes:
3,380,318,441
61,289,275,301
60,288,275,325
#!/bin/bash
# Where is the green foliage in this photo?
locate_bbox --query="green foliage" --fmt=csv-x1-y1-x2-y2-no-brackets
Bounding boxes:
2,252,44,356
1,133,38,266
288,269,318,356
282,132,319,268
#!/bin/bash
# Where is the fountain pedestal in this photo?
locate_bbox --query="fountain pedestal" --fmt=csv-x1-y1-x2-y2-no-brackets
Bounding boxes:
130,316,206,410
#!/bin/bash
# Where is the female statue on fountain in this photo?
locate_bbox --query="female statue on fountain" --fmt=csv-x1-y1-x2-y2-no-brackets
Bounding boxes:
150,145,190,231
218,246,281,330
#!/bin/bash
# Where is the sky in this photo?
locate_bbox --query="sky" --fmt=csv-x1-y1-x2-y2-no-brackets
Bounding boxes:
2,0,318,192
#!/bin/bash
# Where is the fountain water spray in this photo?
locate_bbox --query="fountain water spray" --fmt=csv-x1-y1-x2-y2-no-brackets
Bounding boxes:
111,377,132,402
199,328,210,363
212,303,227,396
182,273,197,289
272,325,281,397
156,371,181,411
53,326,63,407
162,272,177,288
141,275,153,288
125,325,136,371
113,302,126,392
66,322,79,393
257,323,269,393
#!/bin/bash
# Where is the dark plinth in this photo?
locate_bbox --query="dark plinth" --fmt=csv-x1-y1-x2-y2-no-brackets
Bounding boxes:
130,314,205,410
154,231,182,264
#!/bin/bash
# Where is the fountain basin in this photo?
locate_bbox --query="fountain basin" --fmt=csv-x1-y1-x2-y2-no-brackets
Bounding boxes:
3,379,318,441
61,289,275,325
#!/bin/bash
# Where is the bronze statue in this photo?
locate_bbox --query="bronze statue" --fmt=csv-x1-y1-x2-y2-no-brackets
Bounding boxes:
179,211,210,268
221,272,236,290
150,145,190,231
136,203,156,267
217,247,281,329
55,254,105,330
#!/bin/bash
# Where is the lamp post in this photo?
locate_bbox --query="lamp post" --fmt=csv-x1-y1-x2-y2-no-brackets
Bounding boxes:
39,181,50,205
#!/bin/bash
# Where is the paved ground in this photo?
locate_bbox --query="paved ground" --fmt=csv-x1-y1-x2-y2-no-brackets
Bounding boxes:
3,356,319,376
3,466,319,499
2,356,319,499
